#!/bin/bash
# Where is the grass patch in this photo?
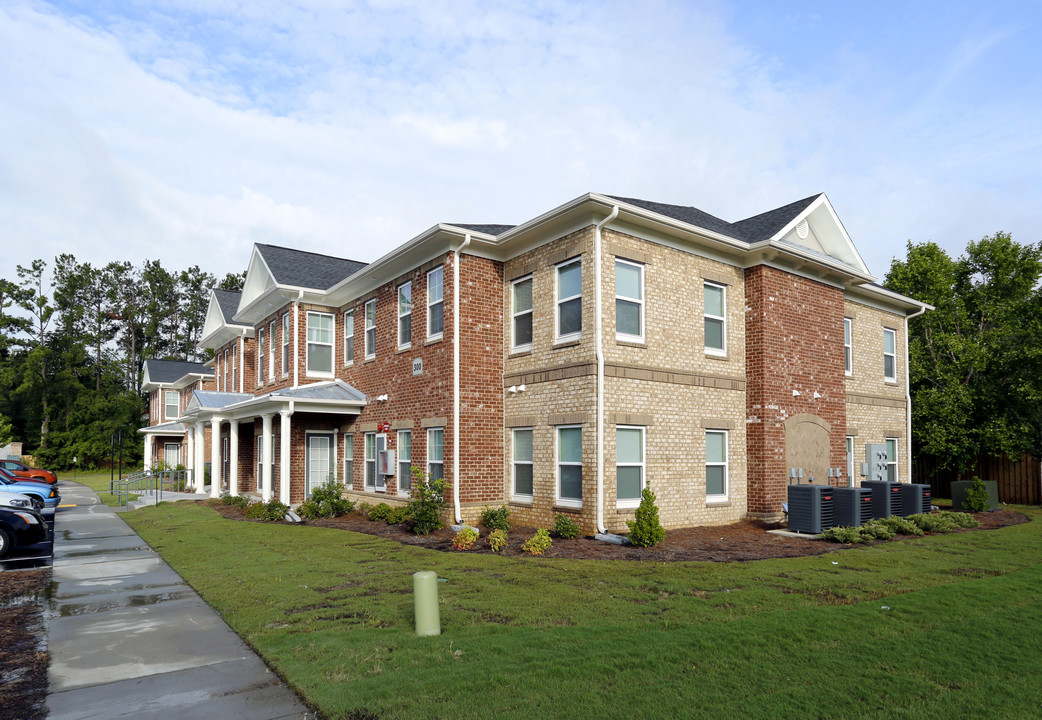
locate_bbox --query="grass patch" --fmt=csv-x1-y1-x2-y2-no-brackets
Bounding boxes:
124,504,1042,719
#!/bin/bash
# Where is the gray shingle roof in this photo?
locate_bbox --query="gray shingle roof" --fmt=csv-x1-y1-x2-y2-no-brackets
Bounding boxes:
144,359,212,384
449,224,516,236
730,195,820,243
214,289,247,325
192,391,254,409
256,244,368,290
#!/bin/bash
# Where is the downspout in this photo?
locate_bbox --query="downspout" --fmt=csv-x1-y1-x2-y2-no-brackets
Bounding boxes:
452,233,471,524
594,205,619,535
293,290,303,388
904,305,927,482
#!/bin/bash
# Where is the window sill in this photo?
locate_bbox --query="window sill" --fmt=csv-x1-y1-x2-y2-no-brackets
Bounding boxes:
884,379,898,385
615,505,638,513
343,361,354,368
305,372,335,380
706,499,730,507
363,357,376,364
510,496,534,506
704,352,729,361
510,346,532,356
395,346,412,354
425,335,443,345
554,503,582,512
553,338,581,349
616,338,645,348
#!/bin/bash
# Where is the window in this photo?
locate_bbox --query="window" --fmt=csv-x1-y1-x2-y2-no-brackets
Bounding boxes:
557,425,583,506
512,276,533,351
705,430,728,500
223,349,229,391
427,266,444,340
256,436,274,491
615,260,644,341
427,428,444,481
846,436,855,484
281,313,290,377
164,390,179,421
343,434,353,485
343,310,354,365
556,258,582,341
844,318,853,376
704,281,726,355
886,438,899,482
365,433,377,490
269,319,277,380
257,327,265,384
398,430,411,493
398,281,412,349
512,428,533,499
306,311,334,375
365,299,376,359
883,327,896,381
616,426,644,507
231,345,237,390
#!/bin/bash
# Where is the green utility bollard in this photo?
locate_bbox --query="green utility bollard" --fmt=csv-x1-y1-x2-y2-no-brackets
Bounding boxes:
413,571,441,636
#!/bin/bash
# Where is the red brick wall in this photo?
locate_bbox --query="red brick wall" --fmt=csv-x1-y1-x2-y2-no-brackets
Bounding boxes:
744,265,847,519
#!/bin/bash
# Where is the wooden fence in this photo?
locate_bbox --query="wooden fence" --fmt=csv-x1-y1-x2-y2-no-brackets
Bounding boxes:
913,453,1042,505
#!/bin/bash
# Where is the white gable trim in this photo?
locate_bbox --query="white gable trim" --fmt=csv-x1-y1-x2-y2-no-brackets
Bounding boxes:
768,194,870,276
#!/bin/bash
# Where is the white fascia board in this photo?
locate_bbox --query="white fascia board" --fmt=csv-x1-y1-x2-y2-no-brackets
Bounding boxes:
233,284,321,325
199,324,253,350
193,393,366,422
847,283,933,315
238,245,277,312
750,242,877,285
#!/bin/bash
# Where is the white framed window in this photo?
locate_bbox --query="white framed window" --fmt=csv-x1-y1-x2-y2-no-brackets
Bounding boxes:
616,426,644,507
223,349,230,391
427,428,444,481
255,435,273,491
397,430,412,494
365,299,376,359
556,425,583,507
343,433,353,486
555,258,582,341
704,281,726,355
511,276,533,351
512,428,533,500
268,319,277,380
705,429,728,500
364,432,377,490
844,318,853,376
164,390,179,421
281,313,290,377
343,310,354,365
231,345,237,389
886,438,899,482
427,266,444,340
615,260,644,341
257,327,265,384
398,281,412,349
306,311,334,376
883,327,897,382
846,436,855,484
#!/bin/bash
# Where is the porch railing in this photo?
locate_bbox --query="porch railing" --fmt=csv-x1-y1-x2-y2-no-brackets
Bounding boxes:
112,468,194,507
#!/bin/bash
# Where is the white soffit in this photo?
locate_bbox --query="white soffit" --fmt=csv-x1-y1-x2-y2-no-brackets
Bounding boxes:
772,195,870,275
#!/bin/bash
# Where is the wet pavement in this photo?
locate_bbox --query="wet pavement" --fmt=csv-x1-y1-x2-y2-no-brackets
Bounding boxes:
47,481,316,720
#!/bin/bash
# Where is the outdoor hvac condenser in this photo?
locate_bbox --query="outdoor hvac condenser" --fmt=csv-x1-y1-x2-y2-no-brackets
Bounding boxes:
896,483,932,516
786,484,835,534
861,480,903,518
833,486,873,527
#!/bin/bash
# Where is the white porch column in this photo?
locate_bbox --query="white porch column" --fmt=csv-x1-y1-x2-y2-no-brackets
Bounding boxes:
210,417,223,498
143,435,154,471
228,419,240,497
279,408,293,505
185,426,195,482
261,413,274,502
195,420,207,494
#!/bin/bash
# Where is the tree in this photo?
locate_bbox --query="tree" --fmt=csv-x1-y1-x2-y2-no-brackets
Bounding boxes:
15,259,54,448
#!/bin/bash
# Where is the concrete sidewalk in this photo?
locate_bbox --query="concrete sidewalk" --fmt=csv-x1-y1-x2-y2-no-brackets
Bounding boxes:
47,481,316,720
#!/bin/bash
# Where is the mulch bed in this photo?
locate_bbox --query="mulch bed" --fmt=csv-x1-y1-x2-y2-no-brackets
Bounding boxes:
0,568,51,720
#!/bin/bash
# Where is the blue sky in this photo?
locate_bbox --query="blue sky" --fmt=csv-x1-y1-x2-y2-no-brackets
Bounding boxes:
2,0,1040,282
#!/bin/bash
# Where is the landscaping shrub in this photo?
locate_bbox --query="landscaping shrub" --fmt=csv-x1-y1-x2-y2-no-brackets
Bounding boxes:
909,510,980,533
297,480,356,519
366,503,392,521
385,506,409,525
480,505,511,532
626,486,666,547
487,528,508,552
963,477,990,512
522,528,552,556
452,526,479,550
878,515,924,536
244,499,289,522
552,513,581,539
220,494,251,509
821,525,871,544
407,467,449,535
860,520,896,541
823,511,980,543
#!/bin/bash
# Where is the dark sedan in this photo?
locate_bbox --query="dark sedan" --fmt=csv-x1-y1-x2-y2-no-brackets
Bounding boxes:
0,506,49,558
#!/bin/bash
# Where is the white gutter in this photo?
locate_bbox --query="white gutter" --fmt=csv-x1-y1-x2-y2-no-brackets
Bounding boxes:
452,233,471,524
594,205,619,535
293,290,303,388
904,305,928,482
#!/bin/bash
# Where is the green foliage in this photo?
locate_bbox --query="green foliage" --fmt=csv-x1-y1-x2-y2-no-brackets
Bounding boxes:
522,528,552,556
244,499,289,522
963,477,990,513
486,528,508,552
820,525,872,544
385,506,409,525
365,503,392,521
877,515,925,537
626,486,666,547
824,511,981,543
407,465,449,535
908,510,980,533
480,505,511,531
298,480,355,519
551,513,581,539
452,526,479,550
220,494,251,509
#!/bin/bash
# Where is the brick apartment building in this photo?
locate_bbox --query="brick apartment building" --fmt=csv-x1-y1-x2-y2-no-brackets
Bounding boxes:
139,191,929,533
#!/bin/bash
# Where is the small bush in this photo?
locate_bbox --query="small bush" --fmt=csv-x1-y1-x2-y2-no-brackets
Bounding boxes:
244,499,289,522
222,494,251,509
821,525,872,544
522,528,553,556
357,502,371,517
366,503,392,521
407,467,449,535
877,515,924,536
861,520,895,541
297,480,356,519
552,513,581,539
946,511,980,528
908,510,979,533
487,528,508,552
385,506,409,525
626,486,666,547
963,477,990,512
480,505,511,532
452,526,479,550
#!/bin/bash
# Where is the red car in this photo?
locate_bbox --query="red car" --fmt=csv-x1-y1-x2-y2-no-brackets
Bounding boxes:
0,459,57,485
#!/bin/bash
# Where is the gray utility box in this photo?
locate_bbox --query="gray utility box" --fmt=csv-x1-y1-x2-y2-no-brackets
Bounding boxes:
833,487,873,527
896,483,932,516
861,480,903,519
787,484,835,534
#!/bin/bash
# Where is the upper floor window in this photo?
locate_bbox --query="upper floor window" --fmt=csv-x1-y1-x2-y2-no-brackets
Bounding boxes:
365,299,376,359
164,390,179,421
344,310,355,365
306,311,334,376
615,259,644,341
706,429,728,500
704,281,726,355
257,327,265,384
883,327,896,381
844,318,853,376
511,276,533,351
223,349,229,391
231,345,237,389
281,313,290,377
269,319,277,380
398,281,412,349
556,258,582,341
427,266,444,340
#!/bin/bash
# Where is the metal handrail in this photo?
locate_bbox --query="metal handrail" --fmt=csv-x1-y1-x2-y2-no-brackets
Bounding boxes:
113,469,194,507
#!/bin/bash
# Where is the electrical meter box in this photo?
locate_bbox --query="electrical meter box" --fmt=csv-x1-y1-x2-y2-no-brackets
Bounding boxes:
864,443,889,484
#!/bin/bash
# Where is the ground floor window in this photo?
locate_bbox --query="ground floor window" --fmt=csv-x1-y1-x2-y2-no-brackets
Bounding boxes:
427,428,444,481
846,436,855,485
343,433,353,485
557,425,583,507
616,426,644,507
706,429,728,500
398,430,412,494
512,428,533,500
365,433,377,490
886,438,899,482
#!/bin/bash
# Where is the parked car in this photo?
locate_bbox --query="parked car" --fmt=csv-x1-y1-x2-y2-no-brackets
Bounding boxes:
0,469,60,511
0,459,58,485
0,488,35,510
0,506,48,558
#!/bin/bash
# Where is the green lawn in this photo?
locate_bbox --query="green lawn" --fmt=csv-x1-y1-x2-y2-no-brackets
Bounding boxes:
124,502,1042,720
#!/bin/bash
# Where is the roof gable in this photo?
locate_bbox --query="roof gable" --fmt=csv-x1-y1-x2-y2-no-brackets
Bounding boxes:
256,244,368,291
142,359,212,390
767,195,869,274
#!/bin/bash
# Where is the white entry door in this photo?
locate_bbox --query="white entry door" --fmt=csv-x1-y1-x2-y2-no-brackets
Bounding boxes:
306,433,334,497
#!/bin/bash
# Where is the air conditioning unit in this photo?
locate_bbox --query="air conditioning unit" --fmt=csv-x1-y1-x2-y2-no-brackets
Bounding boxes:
861,480,902,519
896,483,931,516
833,487,873,527
787,484,835,534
